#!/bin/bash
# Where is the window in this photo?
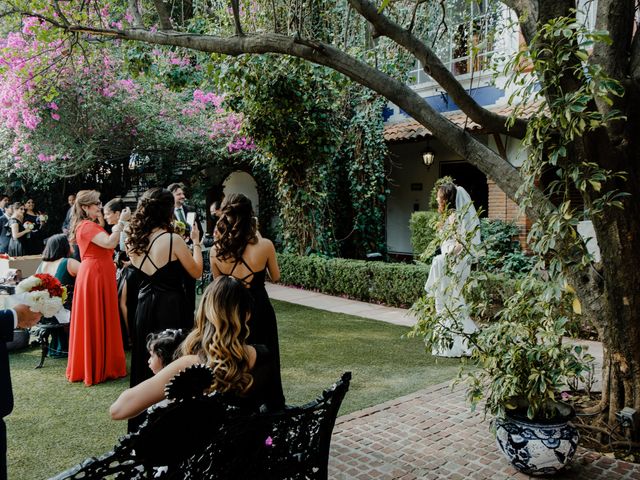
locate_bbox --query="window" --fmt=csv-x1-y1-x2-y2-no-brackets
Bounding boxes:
409,0,503,85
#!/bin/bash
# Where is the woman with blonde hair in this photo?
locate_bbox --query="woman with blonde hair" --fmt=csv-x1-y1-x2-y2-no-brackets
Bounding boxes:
210,193,284,411
110,276,276,421
66,190,128,385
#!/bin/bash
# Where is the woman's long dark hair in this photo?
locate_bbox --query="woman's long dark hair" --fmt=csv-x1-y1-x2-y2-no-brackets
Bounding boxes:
438,183,457,214
214,193,258,261
42,234,71,262
127,188,175,255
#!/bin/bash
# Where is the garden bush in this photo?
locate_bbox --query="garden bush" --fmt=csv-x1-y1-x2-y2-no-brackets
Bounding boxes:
277,253,429,308
409,210,438,258
479,218,535,275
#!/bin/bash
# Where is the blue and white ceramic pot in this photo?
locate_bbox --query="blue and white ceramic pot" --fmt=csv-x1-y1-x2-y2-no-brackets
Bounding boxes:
495,404,579,476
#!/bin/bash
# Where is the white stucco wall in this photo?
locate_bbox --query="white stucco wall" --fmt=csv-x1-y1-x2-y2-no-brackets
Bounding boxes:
222,171,260,215
386,139,461,254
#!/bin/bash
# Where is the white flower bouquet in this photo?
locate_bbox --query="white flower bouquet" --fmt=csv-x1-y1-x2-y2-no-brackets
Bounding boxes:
38,214,48,223
23,221,35,231
14,273,68,318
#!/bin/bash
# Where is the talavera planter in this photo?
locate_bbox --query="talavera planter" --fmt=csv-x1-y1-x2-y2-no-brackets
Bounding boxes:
495,404,579,476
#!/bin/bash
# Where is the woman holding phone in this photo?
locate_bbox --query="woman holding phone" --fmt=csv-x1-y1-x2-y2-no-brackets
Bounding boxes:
125,188,203,431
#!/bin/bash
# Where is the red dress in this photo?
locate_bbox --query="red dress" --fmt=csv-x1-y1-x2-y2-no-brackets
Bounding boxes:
66,220,126,385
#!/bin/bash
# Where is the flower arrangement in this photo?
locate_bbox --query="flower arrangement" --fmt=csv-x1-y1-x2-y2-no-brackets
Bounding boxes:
23,221,35,231
173,220,186,237
15,273,67,317
37,214,48,223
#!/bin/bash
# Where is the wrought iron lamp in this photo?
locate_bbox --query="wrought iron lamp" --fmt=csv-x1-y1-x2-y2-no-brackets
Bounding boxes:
422,147,435,168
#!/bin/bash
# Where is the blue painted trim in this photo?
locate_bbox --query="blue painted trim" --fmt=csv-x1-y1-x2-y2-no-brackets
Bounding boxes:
385,85,506,122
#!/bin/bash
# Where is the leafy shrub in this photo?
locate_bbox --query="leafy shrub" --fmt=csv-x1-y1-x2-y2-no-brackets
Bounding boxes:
277,253,429,307
479,219,534,275
409,210,439,259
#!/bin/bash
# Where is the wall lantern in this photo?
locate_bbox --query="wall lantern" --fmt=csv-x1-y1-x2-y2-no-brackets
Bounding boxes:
422,147,435,168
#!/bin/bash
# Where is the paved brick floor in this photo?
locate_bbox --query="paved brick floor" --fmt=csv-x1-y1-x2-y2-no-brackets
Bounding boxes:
328,381,640,479
266,283,636,479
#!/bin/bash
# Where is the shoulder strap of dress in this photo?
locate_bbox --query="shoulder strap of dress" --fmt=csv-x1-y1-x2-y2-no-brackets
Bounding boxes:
168,232,174,262
140,231,169,270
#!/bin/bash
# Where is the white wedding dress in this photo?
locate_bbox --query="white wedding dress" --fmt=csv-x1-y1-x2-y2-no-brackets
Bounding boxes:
424,186,479,357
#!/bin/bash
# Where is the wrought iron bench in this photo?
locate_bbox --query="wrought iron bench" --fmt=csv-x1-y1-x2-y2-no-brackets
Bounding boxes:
51,367,351,479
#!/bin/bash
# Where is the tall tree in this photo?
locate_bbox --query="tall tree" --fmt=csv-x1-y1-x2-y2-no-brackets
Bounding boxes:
3,0,639,430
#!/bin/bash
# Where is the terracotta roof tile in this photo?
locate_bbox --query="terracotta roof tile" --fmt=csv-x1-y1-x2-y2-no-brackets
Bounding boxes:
384,102,542,142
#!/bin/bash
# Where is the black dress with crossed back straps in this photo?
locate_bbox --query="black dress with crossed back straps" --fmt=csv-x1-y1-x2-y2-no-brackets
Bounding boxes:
228,258,285,411
130,232,194,389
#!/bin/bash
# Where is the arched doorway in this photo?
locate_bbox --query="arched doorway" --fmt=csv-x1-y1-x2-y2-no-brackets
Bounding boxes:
222,171,260,214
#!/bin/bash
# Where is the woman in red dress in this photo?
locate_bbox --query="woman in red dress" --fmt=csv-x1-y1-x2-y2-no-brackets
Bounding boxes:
66,190,129,385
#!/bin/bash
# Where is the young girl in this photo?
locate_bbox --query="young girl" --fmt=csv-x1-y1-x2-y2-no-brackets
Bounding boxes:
109,276,276,421
146,329,186,375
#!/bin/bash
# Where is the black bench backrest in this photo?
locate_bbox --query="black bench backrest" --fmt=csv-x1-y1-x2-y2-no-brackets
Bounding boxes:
51,371,351,479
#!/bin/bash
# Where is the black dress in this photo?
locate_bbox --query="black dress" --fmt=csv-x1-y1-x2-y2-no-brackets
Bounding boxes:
7,219,26,257
130,232,194,388
23,212,42,255
228,258,285,411
128,233,194,432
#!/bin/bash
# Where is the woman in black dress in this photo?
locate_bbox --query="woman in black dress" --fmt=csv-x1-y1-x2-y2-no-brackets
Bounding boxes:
23,198,46,255
8,203,29,257
210,193,285,411
126,188,203,429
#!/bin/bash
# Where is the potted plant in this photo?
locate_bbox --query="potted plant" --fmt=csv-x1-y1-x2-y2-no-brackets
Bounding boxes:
412,261,594,475
463,274,594,475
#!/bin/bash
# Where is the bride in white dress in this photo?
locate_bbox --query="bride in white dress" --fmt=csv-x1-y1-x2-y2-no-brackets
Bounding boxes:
424,183,480,357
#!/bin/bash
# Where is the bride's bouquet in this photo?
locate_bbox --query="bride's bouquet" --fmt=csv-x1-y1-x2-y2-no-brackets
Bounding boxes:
14,273,67,318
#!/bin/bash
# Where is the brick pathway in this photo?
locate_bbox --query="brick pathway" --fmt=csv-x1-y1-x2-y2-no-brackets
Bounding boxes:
266,283,637,479
328,381,640,479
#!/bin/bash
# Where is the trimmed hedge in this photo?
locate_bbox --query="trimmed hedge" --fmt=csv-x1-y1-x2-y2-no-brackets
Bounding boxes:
277,253,429,308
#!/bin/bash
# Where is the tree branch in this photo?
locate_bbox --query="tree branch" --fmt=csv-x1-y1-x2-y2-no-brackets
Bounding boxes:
127,0,144,28
151,0,173,31
349,0,528,139
500,0,538,44
44,23,551,221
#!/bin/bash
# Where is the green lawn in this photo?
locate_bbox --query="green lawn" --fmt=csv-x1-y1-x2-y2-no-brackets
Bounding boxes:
7,299,461,480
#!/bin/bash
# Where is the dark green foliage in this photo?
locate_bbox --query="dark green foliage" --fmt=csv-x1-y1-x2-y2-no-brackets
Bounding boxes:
278,253,429,307
479,219,535,275
409,211,439,258
219,56,388,258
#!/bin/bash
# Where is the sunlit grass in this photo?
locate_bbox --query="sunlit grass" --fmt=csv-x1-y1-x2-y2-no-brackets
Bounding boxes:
7,299,460,479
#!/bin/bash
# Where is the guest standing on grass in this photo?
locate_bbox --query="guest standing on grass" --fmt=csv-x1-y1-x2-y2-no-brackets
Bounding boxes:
104,198,138,349
126,188,203,431
0,204,13,255
1,305,42,480
210,193,285,411
66,190,128,386
8,203,28,257
23,198,46,255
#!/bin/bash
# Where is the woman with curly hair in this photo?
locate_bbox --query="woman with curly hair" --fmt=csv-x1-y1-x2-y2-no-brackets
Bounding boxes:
126,188,203,429
110,276,276,420
66,190,128,385
209,193,284,410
